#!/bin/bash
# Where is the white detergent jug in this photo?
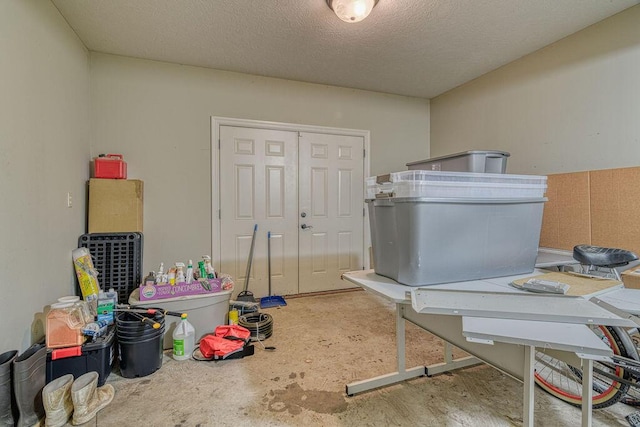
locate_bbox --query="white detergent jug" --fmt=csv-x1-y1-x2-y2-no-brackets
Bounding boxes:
172,314,195,361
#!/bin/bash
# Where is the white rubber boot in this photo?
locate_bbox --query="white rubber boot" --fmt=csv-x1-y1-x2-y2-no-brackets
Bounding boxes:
42,374,73,427
70,372,114,426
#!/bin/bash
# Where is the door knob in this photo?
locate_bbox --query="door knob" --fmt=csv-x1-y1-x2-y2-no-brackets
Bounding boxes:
301,224,313,230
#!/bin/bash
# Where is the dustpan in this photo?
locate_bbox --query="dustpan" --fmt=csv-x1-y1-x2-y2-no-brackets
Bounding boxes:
237,224,257,302
260,231,287,308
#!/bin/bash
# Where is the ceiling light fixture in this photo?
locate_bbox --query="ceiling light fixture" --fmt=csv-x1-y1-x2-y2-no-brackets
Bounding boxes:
326,0,379,23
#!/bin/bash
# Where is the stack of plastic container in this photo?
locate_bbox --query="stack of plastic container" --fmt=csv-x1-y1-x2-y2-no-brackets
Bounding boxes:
366,170,547,286
116,311,164,378
406,150,510,173
46,296,116,387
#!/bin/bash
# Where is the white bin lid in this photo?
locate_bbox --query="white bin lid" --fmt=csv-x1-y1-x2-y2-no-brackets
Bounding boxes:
128,287,232,306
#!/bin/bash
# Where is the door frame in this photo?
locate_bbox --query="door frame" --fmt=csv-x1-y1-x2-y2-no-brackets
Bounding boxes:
211,116,371,275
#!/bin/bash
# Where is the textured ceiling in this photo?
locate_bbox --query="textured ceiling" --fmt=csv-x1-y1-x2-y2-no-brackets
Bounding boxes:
52,0,639,98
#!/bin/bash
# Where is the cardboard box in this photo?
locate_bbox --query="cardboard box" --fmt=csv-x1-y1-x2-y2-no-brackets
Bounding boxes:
590,167,640,256
622,266,640,290
88,179,143,233
539,166,640,256
539,171,591,251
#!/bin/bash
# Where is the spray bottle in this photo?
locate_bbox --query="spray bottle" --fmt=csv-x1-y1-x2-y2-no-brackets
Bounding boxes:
198,260,206,280
156,262,166,284
172,313,195,361
185,260,194,284
203,255,216,279
175,262,186,283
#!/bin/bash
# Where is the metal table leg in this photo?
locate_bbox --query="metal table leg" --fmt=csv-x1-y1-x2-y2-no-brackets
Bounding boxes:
426,340,481,376
346,303,426,395
523,346,535,427
582,358,593,427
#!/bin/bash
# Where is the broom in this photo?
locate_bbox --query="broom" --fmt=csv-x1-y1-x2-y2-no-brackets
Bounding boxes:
260,231,287,308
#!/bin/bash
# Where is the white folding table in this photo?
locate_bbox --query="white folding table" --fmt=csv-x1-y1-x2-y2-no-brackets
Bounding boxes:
535,247,578,269
341,269,631,427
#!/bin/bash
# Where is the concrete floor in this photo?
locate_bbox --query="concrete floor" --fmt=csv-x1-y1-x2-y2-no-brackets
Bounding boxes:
81,289,637,426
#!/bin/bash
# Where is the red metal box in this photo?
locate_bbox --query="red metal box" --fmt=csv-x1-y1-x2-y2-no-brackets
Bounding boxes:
93,154,127,179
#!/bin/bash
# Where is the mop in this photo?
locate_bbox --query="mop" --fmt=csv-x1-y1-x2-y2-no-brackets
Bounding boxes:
260,231,287,308
237,224,258,302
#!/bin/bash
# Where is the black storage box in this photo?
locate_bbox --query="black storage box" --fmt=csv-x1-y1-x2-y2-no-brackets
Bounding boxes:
77,232,143,303
46,325,117,386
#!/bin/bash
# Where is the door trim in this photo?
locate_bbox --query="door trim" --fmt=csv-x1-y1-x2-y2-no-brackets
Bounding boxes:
211,116,371,272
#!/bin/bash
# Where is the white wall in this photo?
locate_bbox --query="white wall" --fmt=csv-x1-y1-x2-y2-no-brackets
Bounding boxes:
430,5,640,175
0,1,90,350
89,53,430,274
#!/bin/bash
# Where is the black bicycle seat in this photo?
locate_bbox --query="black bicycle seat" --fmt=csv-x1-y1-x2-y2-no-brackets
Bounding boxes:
573,245,639,268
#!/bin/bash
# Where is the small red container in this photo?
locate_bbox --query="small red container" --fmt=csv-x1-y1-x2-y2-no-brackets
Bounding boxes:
93,154,127,179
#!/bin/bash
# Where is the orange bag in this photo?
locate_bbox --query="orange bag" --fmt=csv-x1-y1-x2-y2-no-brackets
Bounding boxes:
198,325,251,360
214,325,251,341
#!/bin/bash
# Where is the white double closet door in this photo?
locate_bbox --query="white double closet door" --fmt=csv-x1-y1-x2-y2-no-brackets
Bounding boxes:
219,125,365,297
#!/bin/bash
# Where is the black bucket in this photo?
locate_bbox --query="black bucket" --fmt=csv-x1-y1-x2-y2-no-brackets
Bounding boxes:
118,330,164,378
116,311,164,326
116,328,164,341
116,320,165,333
116,311,165,378
116,313,163,334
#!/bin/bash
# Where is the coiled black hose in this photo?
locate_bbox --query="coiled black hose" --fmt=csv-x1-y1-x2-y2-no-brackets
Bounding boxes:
238,312,273,340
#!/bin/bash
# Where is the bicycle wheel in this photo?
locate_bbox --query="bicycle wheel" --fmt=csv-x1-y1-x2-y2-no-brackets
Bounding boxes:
534,325,632,409
621,329,640,406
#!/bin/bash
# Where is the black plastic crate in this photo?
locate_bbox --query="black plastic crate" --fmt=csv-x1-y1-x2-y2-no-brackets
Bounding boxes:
46,325,117,386
78,232,143,303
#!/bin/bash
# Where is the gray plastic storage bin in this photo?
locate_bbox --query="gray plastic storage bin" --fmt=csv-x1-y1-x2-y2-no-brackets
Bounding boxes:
367,197,546,286
406,150,510,173
366,170,546,199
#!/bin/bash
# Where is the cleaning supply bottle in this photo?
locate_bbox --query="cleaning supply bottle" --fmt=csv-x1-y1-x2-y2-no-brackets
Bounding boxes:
172,314,195,361
185,260,194,284
168,267,177,286
203,255,216,279
156,263,166,284
97,288,117,325
143,271,156,286
198,260,206,280
176,262,186,283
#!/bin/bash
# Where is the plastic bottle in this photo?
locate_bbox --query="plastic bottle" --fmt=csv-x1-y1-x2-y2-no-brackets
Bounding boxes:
82,319,109,339
156,263,166,284
198,261,206,280
58,295,93,324
203,255,216,279
143,271,156,286
168,267,176,286
97,288,118,324
107,287,118,304
176,262,186,283
185,260,194,284
228,308,239,325
46,302,85,349
172,314,195,361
